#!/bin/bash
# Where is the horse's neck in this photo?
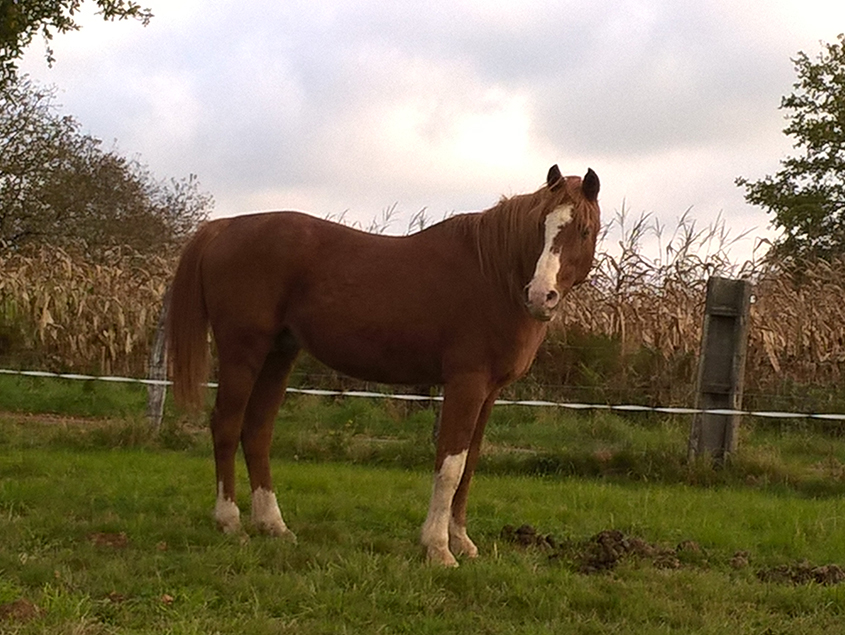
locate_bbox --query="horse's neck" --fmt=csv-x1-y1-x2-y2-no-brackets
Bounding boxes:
476,202,544,307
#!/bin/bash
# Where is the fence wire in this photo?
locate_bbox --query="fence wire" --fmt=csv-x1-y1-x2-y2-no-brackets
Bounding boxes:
3,367,845,422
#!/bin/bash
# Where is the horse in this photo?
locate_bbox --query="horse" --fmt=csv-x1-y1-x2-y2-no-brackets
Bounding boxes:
166,164,601,566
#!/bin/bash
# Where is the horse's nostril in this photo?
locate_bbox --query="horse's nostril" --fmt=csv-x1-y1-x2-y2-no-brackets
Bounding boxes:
546,289,560,306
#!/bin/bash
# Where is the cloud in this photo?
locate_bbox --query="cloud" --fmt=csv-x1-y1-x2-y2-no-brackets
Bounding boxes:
16,0,844,262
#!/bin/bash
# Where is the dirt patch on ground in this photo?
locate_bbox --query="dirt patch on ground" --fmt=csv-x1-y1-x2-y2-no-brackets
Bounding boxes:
757,561,845,585
88,531,130,548
0,598,41,623
0,410,104,427
500,524,844,585
500,525,694,573
568,529,688,573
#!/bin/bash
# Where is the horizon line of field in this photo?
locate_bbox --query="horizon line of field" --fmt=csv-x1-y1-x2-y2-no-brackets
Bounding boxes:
2,367,844,423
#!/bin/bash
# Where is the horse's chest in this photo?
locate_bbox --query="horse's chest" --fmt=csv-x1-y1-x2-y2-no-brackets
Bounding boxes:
492,324,546,382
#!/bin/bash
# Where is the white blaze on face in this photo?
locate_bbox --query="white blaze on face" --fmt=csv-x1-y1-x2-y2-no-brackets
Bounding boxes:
526,204,573,316
420,450,468,566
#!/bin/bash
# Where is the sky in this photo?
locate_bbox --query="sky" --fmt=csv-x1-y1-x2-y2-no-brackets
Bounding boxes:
17,0,845,264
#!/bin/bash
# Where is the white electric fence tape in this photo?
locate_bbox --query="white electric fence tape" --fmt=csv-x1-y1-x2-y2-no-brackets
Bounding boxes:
2,367,844,421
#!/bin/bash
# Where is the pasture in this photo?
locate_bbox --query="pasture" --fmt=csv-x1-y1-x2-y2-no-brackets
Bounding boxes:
2,377,845,633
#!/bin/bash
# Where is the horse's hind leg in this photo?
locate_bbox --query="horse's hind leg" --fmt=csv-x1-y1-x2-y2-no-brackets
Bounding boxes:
242,332,300,540
211,358,264,535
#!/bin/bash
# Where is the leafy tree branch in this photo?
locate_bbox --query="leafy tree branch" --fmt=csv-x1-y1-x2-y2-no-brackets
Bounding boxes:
737,34,845,264
0,0,152,89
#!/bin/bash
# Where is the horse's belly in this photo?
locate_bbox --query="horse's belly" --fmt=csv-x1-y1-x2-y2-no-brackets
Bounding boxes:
293,322,444,385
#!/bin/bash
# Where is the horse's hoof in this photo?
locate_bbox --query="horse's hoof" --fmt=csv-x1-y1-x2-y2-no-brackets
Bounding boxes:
216,518,242,535
269,526,297,544
252,519,297,543
449,528,479,558
427,547,459,568
214,491,241,535
451,542,478,559
253,517,297,542
251,489,296,542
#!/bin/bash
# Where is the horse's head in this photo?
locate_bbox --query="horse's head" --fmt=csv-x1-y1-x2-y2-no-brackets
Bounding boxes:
524,165,601,321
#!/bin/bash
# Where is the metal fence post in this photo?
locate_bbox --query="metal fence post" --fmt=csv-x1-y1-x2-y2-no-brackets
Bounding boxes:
688,276,752,462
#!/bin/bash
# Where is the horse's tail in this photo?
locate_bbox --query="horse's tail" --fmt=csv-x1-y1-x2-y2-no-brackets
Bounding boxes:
166,221,220,412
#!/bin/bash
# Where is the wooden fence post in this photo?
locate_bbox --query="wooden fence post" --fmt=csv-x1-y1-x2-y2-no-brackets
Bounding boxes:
688,276,752,462
146,292,169,430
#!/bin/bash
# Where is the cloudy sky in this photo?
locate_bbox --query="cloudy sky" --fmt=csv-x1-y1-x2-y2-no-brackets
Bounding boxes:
18,0,845,262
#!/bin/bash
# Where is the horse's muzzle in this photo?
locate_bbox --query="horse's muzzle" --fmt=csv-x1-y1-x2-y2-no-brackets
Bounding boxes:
524,285,560,321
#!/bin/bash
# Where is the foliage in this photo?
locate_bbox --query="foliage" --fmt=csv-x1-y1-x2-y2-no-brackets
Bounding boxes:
0,76,211,255
0,0,152,88
737,34,845,264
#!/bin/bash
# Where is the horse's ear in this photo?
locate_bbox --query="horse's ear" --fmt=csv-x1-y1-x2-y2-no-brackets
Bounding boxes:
582,168,600,202
547,164,562,190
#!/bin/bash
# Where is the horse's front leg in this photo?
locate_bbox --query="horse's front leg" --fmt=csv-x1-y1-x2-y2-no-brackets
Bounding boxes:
420,375,489,567
448,390,499,558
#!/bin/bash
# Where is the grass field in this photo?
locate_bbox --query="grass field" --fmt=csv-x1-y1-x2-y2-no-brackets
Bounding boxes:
2,376,845,633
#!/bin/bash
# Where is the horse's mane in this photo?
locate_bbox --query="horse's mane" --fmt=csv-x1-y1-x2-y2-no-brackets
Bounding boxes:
440,180,597,304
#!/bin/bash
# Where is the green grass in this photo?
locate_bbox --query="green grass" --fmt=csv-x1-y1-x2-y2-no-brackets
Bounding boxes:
2,433,845,634
3,375,845,632
0,373,151,419
3,372,845,492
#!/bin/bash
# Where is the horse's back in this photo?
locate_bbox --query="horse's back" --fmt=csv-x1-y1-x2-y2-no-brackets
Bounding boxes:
197,211,521,384
201,210,483,315
198,210,547,387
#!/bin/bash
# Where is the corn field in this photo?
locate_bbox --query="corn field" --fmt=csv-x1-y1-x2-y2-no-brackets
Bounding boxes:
1,213,844,411
548,211,845,410
0,245,171,376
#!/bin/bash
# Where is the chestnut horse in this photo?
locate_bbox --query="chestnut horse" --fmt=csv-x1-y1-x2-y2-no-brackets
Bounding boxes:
167,164,601,566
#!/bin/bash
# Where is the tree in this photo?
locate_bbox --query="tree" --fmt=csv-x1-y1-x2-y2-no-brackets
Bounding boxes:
0,76,211,255
0,0,152,89
736,34,845,264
